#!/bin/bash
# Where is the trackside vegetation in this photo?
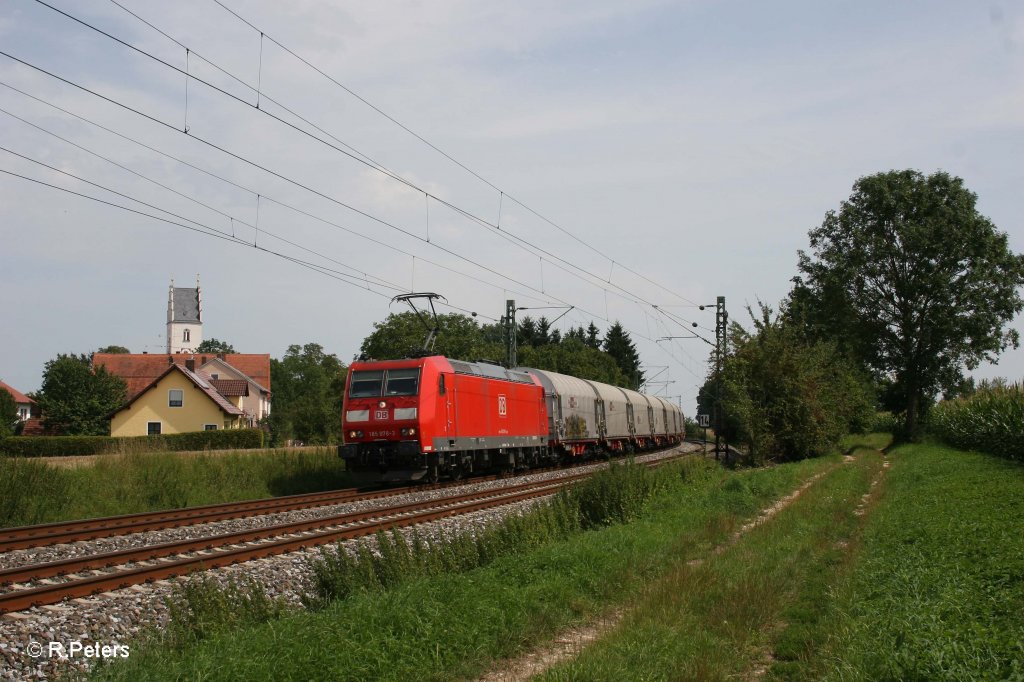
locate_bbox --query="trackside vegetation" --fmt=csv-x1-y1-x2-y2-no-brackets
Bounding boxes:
0,447,349,527
89,455,837,681
0,428,264,457
305,461,666,606
80,438,1024,680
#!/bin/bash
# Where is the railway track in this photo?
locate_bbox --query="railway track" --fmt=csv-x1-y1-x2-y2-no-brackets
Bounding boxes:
0,481,456,552
0,450,692,615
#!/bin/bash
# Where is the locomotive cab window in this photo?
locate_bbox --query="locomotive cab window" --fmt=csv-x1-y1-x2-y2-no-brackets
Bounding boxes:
349,370,384,397
386,368,420,396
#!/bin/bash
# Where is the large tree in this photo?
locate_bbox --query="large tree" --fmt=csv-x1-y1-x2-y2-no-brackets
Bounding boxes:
793,170,1024,438
35,354,128,435
0,388,18,436
603,322,644,389
195,338,236,354
96,345,130,354
268,343,347,445
361,312,502,362
518,338,629,387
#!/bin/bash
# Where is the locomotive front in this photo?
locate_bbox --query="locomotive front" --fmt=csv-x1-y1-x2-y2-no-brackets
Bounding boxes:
339,357,440,481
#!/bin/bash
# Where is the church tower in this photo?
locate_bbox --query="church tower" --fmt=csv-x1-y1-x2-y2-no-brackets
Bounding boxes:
166,276,203,353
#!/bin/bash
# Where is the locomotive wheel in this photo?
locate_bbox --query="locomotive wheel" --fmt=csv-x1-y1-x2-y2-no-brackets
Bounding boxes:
425,465,440,484
450,463,464,481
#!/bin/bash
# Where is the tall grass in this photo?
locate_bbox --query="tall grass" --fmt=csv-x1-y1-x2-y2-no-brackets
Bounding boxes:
930,382,1024,460
0,447,350,527
163,576,288,650
305,460,670,607
818,443,1024,680
89,450,836,681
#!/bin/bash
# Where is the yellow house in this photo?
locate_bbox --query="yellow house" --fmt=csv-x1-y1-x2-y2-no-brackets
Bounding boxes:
110,364,245,437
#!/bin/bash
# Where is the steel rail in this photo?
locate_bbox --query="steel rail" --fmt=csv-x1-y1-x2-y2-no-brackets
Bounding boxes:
0,448,694,615
0,472,593,586
0,477,575,614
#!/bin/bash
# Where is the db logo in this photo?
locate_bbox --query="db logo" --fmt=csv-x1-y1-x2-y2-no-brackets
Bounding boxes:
497,395,507,417
375,410,389,420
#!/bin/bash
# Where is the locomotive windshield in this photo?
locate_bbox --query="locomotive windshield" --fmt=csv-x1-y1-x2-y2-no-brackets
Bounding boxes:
385,368,420,396
349,370,384,397
348,368,420,397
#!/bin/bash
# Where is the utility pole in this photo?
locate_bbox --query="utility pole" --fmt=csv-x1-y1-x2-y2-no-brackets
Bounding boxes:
714,295,727,461
504,299,517,367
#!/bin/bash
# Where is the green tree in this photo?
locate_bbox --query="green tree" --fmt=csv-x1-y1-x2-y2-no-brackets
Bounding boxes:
361,312,502,362
536,317,552,346
96,345,130,354
195,338,236,354
517,317,538,348
585,322,602,349
603,322,644,389
793,170,1024,439
268,344,347,445
0,388,18,436
35,354,127,435
720,304,875,462
518,338,629,386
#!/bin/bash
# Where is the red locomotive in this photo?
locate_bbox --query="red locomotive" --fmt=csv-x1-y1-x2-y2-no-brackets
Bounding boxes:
339,354,685,482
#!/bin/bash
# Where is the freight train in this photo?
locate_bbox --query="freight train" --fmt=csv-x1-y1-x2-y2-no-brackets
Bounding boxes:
339,355,685,482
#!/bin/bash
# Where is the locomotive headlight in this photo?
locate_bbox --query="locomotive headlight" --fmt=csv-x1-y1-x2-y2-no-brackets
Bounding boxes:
348,430,357,439
401,427,417,437
378,401,386,408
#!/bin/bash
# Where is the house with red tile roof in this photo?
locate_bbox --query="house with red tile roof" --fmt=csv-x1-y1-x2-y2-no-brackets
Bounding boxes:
94,353,271,428
108,363,248,436
0,379,36,422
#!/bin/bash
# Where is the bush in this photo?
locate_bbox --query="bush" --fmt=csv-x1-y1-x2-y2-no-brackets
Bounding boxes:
305,459,682,607
0,428,264,457
929,382,1024,461
717,303,875,463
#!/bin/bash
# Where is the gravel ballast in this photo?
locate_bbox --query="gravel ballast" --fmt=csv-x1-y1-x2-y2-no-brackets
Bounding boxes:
0,444,703,679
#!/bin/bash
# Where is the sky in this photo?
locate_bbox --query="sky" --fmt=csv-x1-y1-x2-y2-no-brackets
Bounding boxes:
1,0,1022,414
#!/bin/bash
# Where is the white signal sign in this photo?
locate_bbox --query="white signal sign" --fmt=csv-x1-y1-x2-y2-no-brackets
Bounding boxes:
697,414,710,428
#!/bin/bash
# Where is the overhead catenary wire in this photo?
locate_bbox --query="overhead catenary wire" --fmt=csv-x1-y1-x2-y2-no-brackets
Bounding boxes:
3,9,712,383
31,0,708,330
208,0,703,309
0,80,557,309
0,55,705,368
0,148,404,292
0,53,579,315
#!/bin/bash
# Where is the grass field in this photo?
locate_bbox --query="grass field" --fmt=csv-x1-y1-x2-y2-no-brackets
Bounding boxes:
0,447,350,527
813,443,1024,681
84,437,1024,681
90,454,836,681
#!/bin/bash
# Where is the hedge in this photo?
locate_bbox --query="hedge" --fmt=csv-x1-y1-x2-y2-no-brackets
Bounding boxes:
0,428,265,458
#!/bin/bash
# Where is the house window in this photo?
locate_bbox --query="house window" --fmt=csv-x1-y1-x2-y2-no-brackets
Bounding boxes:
148,422,161,435
204,424,218,431
211,374,219,380
169,389,184,407
19,408,27,419
183,329,191,342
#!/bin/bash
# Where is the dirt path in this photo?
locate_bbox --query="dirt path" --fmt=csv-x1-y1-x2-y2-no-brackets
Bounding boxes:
476,458,851,682
742,449,890,681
